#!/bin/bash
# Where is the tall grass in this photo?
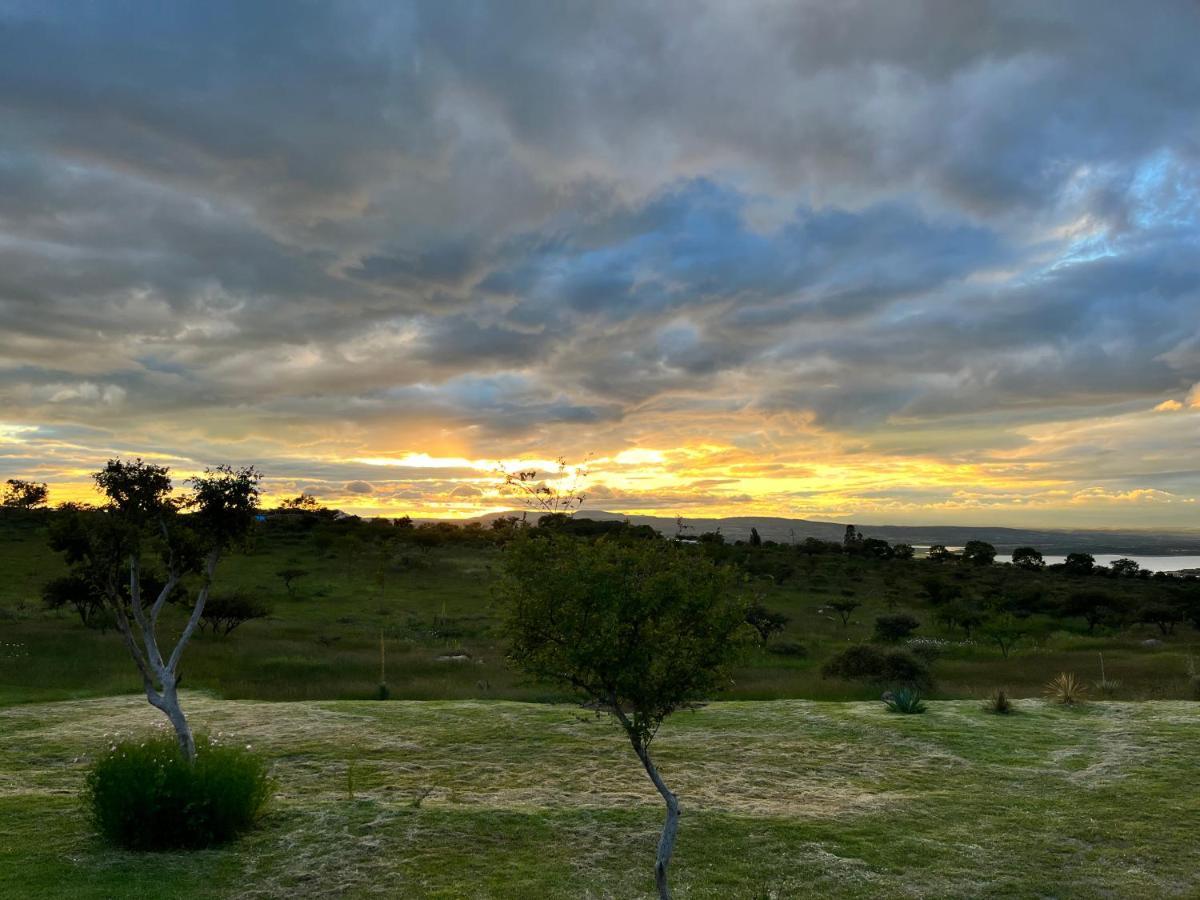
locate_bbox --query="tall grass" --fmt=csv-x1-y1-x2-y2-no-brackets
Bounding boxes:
86,731,272,849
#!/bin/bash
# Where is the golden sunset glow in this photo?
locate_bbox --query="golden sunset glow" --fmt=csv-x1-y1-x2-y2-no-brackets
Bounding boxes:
1,3,1197,529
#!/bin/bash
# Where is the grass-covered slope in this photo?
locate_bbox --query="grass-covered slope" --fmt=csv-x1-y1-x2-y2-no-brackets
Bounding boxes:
1,695,1197,898
3,514,1197,705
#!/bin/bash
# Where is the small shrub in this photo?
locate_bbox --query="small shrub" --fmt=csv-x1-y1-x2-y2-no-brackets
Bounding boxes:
86,733,272,850
766,640,808,658
882,688,927,714
822,644,933,691
1044,672,1087,705
873,614,920,643
984,688,1013,714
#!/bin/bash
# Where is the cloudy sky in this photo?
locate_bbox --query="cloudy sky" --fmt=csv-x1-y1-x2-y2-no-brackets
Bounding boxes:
1,1,1198,526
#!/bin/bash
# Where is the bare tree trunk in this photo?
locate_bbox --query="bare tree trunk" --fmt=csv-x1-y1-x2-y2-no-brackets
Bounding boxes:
147,680,196,763
633,740,681,900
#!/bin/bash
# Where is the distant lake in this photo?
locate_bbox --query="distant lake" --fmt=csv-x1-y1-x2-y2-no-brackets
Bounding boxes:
1040,555,1200,573
913,548,1200,572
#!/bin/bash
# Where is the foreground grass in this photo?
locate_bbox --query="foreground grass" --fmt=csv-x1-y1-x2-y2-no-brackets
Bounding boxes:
1,696,1197,897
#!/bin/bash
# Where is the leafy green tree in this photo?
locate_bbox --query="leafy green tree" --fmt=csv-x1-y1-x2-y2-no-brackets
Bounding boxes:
934,599,985,638
47,459,260,762
1138,601,1183,636
829,597,861,627
275,566,308,596
1011,546,1044,570
41,574,109,630
198,590,271,636
1062,589,1127,633
498,532,749,900
981,613,1026,659
927,544,952,562
745,600,789,643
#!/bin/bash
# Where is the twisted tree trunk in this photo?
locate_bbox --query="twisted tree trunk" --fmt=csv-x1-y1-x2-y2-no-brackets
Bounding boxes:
148,680,196,762
632,739,681,900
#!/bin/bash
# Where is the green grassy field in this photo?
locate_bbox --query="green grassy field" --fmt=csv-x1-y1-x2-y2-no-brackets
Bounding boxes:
2,514,1198,707
2,514,1199,896
2,694,1198,898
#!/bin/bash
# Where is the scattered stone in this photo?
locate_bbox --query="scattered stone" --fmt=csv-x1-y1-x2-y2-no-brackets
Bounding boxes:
1141,639,1163,649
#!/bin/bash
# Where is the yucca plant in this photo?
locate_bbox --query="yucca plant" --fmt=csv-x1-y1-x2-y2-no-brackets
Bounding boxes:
883,687,927,714
984,687,1013,714
1094,652,1121,697
1044,672,1087,705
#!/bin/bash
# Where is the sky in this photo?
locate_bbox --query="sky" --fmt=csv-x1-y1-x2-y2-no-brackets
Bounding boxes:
1,1,1198,527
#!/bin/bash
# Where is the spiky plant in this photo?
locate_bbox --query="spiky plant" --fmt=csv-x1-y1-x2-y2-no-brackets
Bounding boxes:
1044,672,1087,705
883,688,927,714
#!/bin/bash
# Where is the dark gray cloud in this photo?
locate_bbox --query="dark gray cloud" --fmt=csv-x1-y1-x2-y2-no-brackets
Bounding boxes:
0,0,1198,521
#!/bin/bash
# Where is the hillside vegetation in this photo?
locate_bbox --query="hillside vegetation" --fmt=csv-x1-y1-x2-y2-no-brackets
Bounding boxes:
2,511,1198,706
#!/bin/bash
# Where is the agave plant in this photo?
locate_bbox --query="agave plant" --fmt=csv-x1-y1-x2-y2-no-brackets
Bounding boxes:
1044,672,1087,705
883,687,927,714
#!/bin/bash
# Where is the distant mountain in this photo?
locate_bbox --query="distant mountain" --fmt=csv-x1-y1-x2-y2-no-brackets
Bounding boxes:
451,510,1200,555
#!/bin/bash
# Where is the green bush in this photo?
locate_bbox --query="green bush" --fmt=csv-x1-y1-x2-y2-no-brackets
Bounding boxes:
873,613,920,642
821,644,933,691
86,732,272,850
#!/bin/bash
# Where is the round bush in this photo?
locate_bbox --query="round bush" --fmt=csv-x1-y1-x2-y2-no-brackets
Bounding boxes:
821,644,932,691
873,613,920,643
86,732,272,850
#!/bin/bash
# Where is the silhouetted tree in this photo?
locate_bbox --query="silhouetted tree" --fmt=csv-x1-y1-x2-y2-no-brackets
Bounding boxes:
2,478,48,509
1011,546,1044,570
842,524,863,549
280,492,320,511
1110,558,1141,577
1063,553,1096,576
962,541,996,566
499,456,589,516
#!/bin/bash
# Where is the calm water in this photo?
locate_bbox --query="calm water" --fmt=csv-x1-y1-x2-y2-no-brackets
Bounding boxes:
914,548,1200,572
1040,554,1200,573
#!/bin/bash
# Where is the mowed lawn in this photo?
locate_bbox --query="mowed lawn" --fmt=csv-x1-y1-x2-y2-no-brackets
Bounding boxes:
1,696,1197,898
